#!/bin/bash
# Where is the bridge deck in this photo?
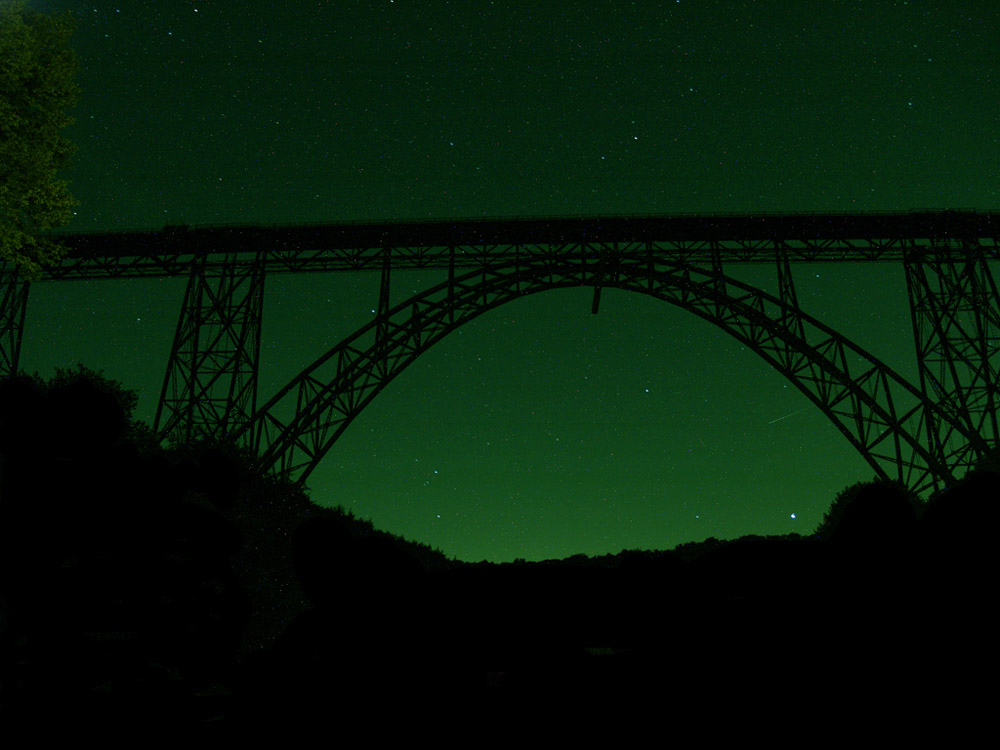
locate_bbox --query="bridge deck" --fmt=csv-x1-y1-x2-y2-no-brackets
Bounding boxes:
35,210,1000,280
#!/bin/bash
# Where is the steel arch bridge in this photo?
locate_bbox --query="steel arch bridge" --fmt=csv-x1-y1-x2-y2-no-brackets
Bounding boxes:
6,209,1000,496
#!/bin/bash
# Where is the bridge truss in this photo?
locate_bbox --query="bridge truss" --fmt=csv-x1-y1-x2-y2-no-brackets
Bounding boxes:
5,210,999,496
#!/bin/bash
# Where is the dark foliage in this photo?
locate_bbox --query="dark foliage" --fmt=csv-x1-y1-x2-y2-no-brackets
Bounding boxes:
1,366,996,727
813,477,923,541
0,370,257,729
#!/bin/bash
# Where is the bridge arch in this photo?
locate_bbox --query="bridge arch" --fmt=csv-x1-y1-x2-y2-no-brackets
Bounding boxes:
238,253,988,495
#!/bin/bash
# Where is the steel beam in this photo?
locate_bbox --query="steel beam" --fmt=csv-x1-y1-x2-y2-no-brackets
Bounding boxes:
154,251,265,449
374,248,391,379
0,264,29,379
238,254,989,494
904,239,1000,455
18,211,1000,497
35,211,1000,280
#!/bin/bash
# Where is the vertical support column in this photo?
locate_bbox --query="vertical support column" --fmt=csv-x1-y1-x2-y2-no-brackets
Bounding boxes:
903,239,940,468
590,242,604,315
590,242,620,315
903,237,1000,472
154,251,266,450
374,247,391,378
710,241,726,319
447,245,456,325
772,241,807,373
0,263,29,379
775,242,804,337
645,241,656,293
512,243,521,295
591,285,602,315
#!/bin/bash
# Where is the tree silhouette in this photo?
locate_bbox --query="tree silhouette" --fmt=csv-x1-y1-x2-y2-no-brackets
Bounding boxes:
0,368,251,727
0,0,80,280
4,361,993,716
812,477,922,541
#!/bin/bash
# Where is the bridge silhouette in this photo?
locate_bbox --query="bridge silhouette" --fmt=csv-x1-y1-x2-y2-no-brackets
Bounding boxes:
5,209,999,497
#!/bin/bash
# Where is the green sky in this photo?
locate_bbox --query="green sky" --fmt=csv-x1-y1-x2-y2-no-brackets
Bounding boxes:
20,0,1000,561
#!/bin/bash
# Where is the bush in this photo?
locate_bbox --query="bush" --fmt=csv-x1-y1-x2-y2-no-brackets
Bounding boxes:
813,477,923,541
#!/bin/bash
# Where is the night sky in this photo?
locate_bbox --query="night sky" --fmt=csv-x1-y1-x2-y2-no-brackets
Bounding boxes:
20,0,1000,562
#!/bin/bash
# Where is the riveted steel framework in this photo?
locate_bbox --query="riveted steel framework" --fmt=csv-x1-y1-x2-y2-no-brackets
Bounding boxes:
233,252,991,495
152,251,265,448
0,264,29,379
903,238,1000,453
11,210,1000,496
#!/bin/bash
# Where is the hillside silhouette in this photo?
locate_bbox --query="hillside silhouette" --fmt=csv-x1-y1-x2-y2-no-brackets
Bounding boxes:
0,365,997,727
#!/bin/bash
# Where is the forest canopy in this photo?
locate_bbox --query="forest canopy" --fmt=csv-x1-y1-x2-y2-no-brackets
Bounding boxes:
0,0,80,279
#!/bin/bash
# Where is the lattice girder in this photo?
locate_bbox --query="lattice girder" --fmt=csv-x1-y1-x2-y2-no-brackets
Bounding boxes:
0,264,29,379
235,254,989,493
904,239,1000,449
36,211,1000,280
154,253,265,447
